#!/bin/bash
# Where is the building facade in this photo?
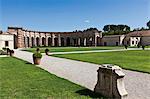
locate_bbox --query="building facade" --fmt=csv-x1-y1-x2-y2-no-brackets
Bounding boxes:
6,27,102,48
0,33,14,50
0,27,150,49
101,35,125,46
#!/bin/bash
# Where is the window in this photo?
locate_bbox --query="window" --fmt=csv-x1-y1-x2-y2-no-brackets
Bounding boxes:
132,41,134,45
5,41,9,47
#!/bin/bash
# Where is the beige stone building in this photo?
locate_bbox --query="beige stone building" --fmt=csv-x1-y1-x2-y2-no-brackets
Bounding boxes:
100,30,150,46
0,27,150,49
101,35,125,46
124,30,150,46
6,27,102,48
0,32,14,50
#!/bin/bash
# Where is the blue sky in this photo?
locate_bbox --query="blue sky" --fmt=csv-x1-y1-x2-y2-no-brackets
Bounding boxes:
0,0,149,31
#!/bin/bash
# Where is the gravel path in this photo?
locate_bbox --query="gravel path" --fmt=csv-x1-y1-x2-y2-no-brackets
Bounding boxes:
14,50,150,99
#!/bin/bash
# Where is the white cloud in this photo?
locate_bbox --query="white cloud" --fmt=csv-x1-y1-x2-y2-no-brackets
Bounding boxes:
84,20,90,23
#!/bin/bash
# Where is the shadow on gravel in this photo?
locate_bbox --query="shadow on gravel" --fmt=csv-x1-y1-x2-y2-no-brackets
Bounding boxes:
76,89,106,99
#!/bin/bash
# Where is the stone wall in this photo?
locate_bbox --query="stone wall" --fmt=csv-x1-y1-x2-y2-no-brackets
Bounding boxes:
101,35,125,46
141,36,150,46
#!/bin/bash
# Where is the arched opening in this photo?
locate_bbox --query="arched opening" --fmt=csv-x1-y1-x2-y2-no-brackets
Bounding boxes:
61,37,64,46
36,37,40,46
54,38,58,46
48,37,52,46
80,38,84,46
42,37,46,46
66,37,70,46
73,38,77,46
31,37,34,47
24,37,26,47
27,37,30,47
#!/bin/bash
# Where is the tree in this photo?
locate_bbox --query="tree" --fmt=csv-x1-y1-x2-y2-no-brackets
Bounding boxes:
103,24,130,35
147,20,150,29
103,25,110,32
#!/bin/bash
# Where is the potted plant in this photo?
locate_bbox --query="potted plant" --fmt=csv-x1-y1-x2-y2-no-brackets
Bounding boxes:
45,49,49,55
33,52,42,65
10,50,14,56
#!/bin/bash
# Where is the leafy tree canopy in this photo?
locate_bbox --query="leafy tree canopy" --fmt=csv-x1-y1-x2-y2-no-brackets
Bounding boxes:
147,20,150,29
103,24,130,35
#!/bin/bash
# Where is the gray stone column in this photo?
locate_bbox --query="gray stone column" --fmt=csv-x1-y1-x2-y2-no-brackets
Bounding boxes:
29,37,32,47
46,37,48,46
39,37,42,46
58,34,61,46
95,36,97,47
52,33,55,46
84,38,87,46
78,38,81,46
34,37,36,46
29,32,32,47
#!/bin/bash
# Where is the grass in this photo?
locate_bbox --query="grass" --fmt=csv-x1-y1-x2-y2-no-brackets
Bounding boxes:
53,50,150,73
0,57,104,98
23,46,124,53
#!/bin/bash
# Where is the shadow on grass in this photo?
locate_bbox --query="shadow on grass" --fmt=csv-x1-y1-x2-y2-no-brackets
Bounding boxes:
25,62,32,64
76,89,106,99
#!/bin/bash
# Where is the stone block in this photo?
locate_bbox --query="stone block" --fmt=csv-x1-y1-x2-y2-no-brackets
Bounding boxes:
94,64,128,99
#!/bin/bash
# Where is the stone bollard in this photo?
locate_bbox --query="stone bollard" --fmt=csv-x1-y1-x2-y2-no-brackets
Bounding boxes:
94,64,128,99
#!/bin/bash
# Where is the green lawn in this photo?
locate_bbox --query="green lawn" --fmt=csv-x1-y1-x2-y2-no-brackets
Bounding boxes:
0,57,104,98
23,46,124,53
53,50,150,73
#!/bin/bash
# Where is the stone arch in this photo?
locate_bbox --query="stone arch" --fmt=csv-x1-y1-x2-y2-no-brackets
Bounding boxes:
31,37,34,47
54,38,58,46
66,37,70,46
42,37,46,46
48,37,52,46
36,37,40,46
84,38,87,46
61,37,64,46
73,38,77,46
24,37,26,47
27,37,30,47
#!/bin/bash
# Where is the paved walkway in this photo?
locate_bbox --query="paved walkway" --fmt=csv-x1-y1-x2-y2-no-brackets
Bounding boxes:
14,50,150,99
0,55,8,57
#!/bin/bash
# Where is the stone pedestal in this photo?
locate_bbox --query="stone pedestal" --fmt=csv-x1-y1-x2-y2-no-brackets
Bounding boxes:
94,64,128,99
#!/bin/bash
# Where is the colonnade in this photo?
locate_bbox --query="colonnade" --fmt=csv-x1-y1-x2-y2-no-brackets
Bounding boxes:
23,35,100,47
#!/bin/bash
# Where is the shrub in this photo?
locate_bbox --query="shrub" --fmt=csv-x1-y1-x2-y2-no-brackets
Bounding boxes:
36,48,40,52
33,52,42,58
45,49,49,52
